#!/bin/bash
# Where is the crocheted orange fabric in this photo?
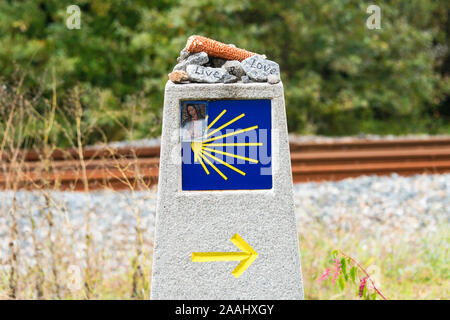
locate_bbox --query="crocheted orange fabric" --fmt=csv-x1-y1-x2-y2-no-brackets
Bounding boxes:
185,35,256,62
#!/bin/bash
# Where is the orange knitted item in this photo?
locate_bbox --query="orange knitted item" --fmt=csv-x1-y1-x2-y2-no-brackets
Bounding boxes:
185,35,256,62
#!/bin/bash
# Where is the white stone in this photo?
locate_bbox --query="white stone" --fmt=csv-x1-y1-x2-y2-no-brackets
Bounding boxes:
241,55,280,82
186,65,227,83
173,52,209,71
223,73,238,83
222,60,246,79
151,81,304,299
268,74,281,84
178,48,191,61
241,75,254,83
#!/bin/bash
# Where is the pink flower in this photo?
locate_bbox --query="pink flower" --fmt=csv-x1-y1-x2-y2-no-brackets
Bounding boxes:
331,258,341,285
359,277,368,297
317,268,331,283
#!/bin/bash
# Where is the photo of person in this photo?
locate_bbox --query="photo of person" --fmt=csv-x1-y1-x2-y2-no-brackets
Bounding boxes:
181,102,207,141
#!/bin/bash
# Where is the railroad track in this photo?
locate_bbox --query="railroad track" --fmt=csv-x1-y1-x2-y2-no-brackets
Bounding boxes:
1,138,450,191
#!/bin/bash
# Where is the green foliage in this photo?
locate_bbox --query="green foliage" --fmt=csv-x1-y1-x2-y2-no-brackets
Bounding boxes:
0,0,448,146
318,251,387,300
349,266,357,283
340,258,348,281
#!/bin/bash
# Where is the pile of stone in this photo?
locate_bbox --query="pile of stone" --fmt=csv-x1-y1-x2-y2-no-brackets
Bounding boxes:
168,35,281,85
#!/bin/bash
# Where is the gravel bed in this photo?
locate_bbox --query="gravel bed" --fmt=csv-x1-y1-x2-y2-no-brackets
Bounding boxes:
294,173,449,243
0,173,448,275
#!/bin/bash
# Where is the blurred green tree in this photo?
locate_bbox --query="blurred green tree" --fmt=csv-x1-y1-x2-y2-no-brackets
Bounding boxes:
0,0,448,146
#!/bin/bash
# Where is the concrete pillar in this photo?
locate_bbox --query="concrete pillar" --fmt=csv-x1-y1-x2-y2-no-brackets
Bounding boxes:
151,81,303,299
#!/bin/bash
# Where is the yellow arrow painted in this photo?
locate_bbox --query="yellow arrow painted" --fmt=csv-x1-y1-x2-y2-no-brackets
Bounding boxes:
191,233,258,278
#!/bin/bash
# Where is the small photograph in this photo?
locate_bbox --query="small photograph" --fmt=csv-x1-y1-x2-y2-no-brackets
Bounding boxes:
181,102,208,142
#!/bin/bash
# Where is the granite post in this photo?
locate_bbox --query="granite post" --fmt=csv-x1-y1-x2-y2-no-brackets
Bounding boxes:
151,81,304,299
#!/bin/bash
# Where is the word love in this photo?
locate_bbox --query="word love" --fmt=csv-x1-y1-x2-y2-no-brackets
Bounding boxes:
241,55,280,82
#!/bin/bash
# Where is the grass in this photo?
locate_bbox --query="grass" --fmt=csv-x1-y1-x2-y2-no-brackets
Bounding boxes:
0,196,447,300
0,77,448,300
300,221,449,300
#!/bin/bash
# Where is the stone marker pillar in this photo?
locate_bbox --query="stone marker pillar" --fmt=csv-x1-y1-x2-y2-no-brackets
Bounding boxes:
151,81,304,299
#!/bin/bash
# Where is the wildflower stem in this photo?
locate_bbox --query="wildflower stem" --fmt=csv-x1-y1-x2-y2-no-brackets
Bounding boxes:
339,250,388,300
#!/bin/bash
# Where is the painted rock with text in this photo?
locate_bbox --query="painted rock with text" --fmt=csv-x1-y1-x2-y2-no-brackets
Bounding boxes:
222,60,246,79
186,65,227,83
241,55,280,82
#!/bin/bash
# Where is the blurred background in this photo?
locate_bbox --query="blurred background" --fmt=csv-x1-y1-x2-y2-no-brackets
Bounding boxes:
0,0,448,147
0,0,448,300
